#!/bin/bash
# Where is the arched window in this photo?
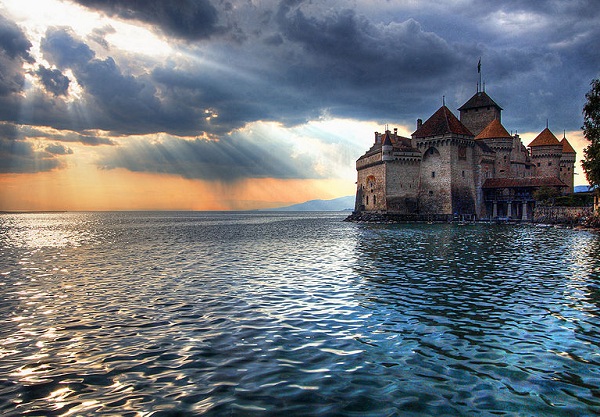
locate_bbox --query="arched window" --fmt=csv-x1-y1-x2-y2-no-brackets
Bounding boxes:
423,147,440,161
366,175,376,192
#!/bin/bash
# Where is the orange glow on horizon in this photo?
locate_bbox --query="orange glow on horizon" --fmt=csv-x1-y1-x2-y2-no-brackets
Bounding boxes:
0,168,355,212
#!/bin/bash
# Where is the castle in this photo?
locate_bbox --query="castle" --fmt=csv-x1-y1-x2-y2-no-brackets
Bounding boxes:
353,86,576,221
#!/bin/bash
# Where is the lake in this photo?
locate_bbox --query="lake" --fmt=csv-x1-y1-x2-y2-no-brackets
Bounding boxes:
1,211,599,416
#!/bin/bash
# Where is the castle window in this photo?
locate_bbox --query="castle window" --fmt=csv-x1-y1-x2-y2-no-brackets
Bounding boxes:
548,162,552,166
366,195,369,205
429,191,434,196
537,163,541,167
462,170,465,178
432,171,435,178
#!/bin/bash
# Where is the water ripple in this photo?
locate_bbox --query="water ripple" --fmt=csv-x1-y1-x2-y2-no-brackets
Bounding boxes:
1,213,600,415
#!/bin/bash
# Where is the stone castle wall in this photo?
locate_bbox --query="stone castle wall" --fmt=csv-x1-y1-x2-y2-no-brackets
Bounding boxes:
385,159,420,213
418,141,453,214
356,162,386,211
532,206,593,225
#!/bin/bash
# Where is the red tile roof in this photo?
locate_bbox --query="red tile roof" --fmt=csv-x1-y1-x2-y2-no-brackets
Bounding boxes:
458,91,502,111
561,137,576,154
475,118,511,140
482,177,567,189
412,106,473,138
528,128,561,147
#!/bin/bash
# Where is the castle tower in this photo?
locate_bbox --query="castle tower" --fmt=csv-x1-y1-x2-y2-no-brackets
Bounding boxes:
475,119,512,177
528,128,563,179
412,106,476,217
381,130,393,162
560,135,576,193
355,129,421,214
458,91,502,136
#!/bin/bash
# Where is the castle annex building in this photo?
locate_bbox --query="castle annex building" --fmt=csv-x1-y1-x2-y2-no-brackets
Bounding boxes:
353,88,576,221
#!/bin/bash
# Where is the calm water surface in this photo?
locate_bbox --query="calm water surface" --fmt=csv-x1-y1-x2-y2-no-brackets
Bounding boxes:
1,212,600,416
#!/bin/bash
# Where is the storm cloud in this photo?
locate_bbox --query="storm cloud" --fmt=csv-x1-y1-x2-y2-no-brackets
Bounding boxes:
0,138,64,173
99,132,328,182
0,0,599,180
0,13,32,96
73,0,221,40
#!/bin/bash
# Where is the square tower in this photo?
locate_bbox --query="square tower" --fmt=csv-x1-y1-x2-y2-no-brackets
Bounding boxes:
458,91,502,136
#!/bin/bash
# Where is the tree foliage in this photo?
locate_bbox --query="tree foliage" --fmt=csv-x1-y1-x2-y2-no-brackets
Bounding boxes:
581,78,600,188
533,186,561,205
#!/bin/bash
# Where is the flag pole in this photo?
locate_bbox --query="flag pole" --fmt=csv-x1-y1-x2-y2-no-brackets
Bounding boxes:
477,58,481,93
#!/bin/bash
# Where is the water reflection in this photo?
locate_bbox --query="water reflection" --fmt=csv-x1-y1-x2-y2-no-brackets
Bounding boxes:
352,222,600,415
1,213,599,415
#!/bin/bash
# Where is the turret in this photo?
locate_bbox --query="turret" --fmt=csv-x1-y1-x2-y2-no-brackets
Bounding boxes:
381,130,393,161
560,134,576,193
475,119,511,177
528,128,563,179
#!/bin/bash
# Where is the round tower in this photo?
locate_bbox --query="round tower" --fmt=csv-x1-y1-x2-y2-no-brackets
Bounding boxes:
381,130,393,162
560,135,576,193
528,128,563,179
475,118,512,177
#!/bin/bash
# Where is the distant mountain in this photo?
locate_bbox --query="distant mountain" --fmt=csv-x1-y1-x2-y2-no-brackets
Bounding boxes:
574,185,594,193
267,196,355,211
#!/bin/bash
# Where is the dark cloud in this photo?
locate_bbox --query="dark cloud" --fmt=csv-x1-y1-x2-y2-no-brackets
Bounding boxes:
99,134,323,181
1,0,598,156
0,13,32,96
40,27,211,135
0,138,63,173
73,0,221,40
41,26,95,68
19,125,116,146
0,13,32,60
45,143,73,155
35,66,70,96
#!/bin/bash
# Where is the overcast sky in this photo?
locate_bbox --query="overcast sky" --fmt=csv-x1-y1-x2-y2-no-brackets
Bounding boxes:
0,0,598,210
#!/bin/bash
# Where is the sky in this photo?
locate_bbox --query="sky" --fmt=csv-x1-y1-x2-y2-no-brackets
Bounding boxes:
0,0,598,211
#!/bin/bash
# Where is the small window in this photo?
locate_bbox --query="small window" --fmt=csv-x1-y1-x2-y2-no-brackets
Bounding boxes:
432,171,436,178
429,191,434,196
462,170,465,178
366,195,369,205
374,195,377,205
548,162,552,166
537,163,541,167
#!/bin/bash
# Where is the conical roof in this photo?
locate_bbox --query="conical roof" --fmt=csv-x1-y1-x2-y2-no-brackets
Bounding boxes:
561,137,576,154
528,128,561,147
475,118,511,140
382,131,393,146
412,106,473,138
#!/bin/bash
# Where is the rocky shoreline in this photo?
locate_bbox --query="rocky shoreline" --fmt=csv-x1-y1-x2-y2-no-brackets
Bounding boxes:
345,210,600,231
